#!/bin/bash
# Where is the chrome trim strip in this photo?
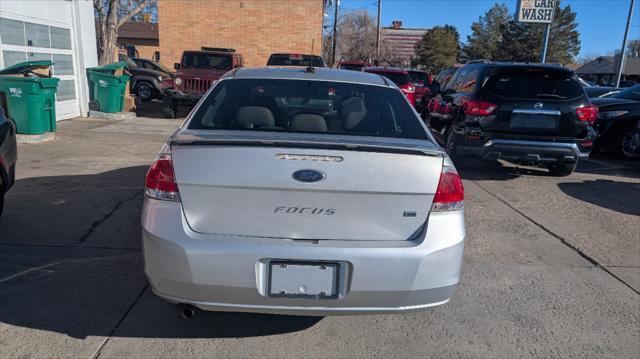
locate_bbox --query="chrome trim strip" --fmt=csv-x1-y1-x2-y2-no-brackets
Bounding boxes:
512,109,562,116
483,139,581,154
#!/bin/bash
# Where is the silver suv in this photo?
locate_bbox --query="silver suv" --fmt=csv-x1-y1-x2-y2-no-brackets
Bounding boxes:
142,67,466,315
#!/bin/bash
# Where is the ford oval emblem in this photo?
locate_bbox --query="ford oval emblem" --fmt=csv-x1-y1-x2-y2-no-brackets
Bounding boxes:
292,169,325,183
534,102,544,110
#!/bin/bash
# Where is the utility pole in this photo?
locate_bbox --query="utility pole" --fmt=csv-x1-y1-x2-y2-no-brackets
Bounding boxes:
375,0,382,61
540,23,551,63
616,0,635,88
331,0,339,67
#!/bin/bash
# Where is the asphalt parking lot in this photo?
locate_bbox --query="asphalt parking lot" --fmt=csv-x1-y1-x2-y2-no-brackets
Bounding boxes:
1,116,638,358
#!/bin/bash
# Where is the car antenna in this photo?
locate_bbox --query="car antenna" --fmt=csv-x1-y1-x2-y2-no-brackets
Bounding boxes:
306,38,315,73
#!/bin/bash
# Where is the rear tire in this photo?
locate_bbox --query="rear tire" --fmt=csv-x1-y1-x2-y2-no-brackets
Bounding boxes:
163,99,177,118
547,162,577,177
445,126,466,168
615,125,640,160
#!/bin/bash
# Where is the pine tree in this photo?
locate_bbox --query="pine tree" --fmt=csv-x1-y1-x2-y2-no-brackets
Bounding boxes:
463,3,511,61
414,25,460,73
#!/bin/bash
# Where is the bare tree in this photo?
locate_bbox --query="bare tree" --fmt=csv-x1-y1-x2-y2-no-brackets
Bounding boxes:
94,0,157,65
335,10,377,63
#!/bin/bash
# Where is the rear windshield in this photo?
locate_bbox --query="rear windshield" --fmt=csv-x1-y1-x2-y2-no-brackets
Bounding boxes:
267,55,325,67
408,71,428,84
182,53,232,70
188,79,427,140
368,71,411,86
339,63,366,71
483,69,584,100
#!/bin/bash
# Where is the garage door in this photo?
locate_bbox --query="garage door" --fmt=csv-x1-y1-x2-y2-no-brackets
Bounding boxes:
0,17,79,120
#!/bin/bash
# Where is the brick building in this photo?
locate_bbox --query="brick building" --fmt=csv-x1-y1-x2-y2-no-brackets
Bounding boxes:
380,21,427,66
158,0,324,68
117,22,159,60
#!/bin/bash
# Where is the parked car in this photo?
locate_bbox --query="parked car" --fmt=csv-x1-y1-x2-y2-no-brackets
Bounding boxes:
407,69,432,109
592,84,640,159
425,62,597,176
266,53,326,67
365,67,415,106
336,61,369,71
585,86,620,98
0,105,17,218
119,54,171,101
142,67,465,316
163,48,244,118
132,57,175,77
434,65,462,89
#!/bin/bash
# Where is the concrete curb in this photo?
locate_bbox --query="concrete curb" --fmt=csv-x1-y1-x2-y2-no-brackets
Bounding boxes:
89,111,137,121
16,132,56,144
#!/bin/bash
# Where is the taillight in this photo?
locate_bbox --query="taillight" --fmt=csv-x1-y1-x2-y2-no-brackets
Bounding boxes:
432,166,464,212
576,105,598,124
463,99,497,116
145,146,180,201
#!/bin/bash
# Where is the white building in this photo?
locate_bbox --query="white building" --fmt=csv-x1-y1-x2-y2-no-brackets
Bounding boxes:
0,0,98,120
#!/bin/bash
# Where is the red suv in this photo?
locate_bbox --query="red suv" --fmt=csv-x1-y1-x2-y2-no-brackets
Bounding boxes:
365,67,415,106
163,48,244,118
407,69,432,109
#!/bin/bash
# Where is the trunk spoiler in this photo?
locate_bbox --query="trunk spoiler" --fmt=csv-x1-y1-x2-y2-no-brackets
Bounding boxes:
170,133,444,157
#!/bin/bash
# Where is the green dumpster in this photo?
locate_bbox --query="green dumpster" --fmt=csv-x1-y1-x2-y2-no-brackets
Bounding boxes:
0,60,59,135
86,61,130,113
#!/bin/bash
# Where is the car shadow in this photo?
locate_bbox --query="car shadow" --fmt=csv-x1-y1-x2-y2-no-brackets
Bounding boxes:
135,98,188,119
558,179,640,216
0,166,321,339
458,159,550,181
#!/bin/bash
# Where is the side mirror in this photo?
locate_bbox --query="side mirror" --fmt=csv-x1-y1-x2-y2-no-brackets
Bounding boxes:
174,63,180,70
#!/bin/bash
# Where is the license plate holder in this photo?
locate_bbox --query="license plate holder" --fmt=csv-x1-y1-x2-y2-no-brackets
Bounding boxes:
510,113,558,130
268,261,339,299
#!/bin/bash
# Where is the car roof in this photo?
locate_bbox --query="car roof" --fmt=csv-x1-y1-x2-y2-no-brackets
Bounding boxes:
339,61,369,65
183,50,235,56
406,69,428,73
365,66,408,74
269,53,322,58
228,67,391,87
464,62,574,74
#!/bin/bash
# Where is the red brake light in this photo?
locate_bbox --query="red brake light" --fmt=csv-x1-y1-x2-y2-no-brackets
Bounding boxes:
432,166,464,212
463,99,497,116
145,149,180,201
576,105,598,124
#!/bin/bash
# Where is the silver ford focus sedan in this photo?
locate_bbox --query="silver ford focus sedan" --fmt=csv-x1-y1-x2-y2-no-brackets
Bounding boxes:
142,67,465,316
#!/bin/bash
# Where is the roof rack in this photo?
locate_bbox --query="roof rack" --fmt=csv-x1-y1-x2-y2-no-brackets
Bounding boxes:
466,59,492,64
201,47,235,53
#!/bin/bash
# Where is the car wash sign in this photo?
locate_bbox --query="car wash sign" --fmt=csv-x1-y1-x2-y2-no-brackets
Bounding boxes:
516,0,555,23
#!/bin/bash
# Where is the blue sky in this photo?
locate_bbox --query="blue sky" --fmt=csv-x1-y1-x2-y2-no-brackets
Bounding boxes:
332,0,639,59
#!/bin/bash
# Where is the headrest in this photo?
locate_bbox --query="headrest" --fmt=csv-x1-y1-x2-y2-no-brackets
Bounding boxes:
340,97,367,130
290,113,328,132
235,106,275,128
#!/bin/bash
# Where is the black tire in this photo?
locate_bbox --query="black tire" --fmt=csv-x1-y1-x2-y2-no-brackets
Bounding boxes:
445,126,466,168
134,82,155,101
547,162,577,177
614,126,640,160
163,103,177,118
88,100,100,111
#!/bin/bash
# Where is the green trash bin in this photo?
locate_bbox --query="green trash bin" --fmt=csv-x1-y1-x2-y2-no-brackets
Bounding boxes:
86,61,130,113
0,60,59,135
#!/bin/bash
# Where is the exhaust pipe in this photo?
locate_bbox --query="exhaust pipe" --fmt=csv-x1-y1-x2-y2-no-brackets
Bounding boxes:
179,304,197,320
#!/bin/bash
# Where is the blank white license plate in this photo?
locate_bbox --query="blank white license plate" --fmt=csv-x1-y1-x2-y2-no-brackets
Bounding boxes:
268,262,339,299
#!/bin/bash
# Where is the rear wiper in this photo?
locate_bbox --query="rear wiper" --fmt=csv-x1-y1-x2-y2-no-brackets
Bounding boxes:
537,93,566,99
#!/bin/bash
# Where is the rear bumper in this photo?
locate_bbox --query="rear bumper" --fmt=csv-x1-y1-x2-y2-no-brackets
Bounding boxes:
142,199,465,316
458,139,590,164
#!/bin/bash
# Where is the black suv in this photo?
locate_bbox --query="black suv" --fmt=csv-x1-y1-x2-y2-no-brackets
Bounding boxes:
427,62,597,176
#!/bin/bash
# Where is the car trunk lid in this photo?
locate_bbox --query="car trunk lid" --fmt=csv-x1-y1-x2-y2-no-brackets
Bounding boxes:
171,134,443,241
